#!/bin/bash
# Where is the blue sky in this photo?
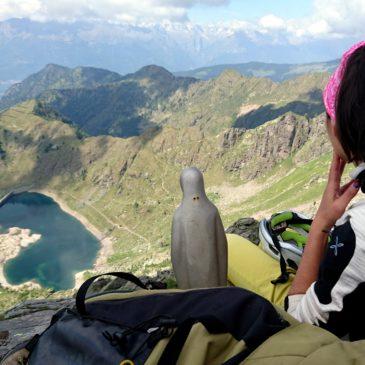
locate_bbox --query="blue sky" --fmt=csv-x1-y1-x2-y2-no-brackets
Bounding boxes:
189,0,313,23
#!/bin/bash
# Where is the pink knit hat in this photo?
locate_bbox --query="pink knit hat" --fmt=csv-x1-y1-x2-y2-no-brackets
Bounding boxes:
323,41,365,123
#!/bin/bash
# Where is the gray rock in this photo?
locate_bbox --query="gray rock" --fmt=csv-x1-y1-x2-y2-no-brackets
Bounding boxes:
87,277,111,295
224,113,329,180
226,217,260,244
4,298,73,320
99,277,140,292
89,270,176,293
0,298,73,358
221,128,245,149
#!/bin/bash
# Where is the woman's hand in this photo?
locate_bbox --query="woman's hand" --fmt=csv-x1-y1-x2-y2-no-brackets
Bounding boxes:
314,152,360,230
289,152,360,296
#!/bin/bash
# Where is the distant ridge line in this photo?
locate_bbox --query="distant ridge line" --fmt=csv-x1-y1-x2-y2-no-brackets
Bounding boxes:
174,59,339,82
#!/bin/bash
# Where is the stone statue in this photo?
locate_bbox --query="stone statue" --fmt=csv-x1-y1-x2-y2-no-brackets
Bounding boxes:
171,167,227,289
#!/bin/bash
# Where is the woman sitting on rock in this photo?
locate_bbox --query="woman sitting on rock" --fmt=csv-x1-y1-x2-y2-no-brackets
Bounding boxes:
229,41,365,340
287,41,365,340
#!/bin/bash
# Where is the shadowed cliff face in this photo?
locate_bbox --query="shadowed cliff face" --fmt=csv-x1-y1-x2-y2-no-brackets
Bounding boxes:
41,80,164,138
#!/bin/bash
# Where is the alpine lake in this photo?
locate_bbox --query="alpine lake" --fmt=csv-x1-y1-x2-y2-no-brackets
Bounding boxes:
0,192,100,290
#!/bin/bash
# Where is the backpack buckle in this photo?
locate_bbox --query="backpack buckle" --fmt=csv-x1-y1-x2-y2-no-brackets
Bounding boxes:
271,221,287,234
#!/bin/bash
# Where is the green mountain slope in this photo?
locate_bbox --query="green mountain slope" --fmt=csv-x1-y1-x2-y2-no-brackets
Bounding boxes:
0,64,328,139
0,64,122,111
0,101,333,275
175,60,339,82
43,69,328,137
153,70,328,133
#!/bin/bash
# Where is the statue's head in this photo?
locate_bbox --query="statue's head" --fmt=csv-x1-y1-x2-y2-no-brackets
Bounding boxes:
180,167,206,201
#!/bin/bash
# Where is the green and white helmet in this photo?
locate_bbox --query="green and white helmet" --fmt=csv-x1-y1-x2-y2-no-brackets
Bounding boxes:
259,211,312,272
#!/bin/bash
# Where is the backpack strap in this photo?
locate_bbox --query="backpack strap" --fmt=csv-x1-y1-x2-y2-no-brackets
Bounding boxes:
157,316,250,365
270,226,290,285
76,272,148,315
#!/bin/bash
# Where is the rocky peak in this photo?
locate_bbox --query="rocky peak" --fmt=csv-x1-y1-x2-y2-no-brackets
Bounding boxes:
132,65,176,82
215,69,243,84
0,63,122,111
225,112,323,179
221,128,246,149
42,63,69,73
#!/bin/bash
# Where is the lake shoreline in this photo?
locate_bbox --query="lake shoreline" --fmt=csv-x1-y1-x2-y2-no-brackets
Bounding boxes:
0,189,114,291
33,189,114,289
0,227,43,290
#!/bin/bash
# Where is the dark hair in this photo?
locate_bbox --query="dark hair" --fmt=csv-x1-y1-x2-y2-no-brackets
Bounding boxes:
336,45,365,163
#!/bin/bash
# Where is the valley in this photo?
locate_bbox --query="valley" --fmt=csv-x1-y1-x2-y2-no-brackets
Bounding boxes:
0,62,352,312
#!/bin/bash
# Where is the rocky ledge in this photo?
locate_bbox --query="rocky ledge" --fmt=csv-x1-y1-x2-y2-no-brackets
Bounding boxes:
225,217,260,244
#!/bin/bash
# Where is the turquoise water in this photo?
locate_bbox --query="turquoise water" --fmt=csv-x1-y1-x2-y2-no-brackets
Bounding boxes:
0,192,100,290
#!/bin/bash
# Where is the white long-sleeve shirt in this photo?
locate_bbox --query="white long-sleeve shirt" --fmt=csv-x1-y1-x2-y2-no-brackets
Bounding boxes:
286,200,365,340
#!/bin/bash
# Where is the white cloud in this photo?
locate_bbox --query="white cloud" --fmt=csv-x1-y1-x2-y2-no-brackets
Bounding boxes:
300,0,365,40
0,0,230,23
258,14,285,31
311,0,365,37
253,0,365,43
0,0,42,20
307,19,331,37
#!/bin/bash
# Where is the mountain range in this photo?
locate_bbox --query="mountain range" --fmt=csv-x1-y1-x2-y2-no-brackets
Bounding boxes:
0,64,122,111
0,18,352,95
0,63,328,137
